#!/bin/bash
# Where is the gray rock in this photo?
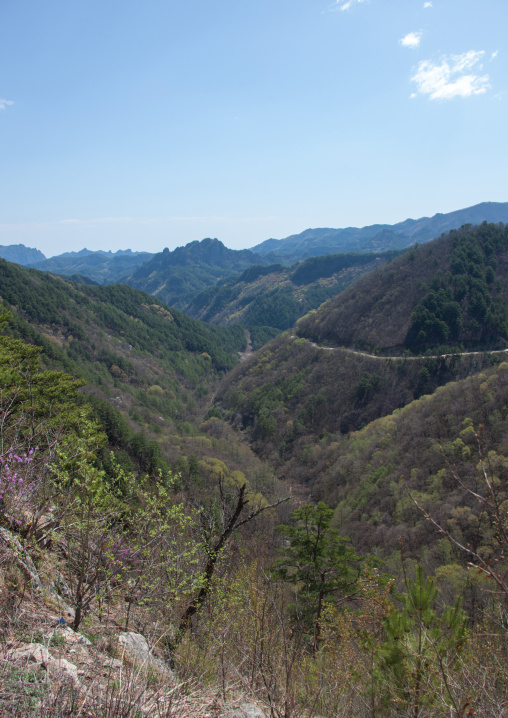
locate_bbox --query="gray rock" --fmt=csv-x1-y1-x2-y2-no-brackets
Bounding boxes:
221,705,267,718
46,657,80,684
116,632,175,682
45,626,92,646
8,643,52,664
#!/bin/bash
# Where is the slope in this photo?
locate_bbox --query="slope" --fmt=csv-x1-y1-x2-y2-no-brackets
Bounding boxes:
214,223,508,494
186,251,401,348
0,243,46,265
0,258,282,487
297,222,508,354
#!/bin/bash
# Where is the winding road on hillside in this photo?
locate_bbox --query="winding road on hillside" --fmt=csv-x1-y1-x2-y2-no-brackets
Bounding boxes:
237,328,508,363
301,336,508,361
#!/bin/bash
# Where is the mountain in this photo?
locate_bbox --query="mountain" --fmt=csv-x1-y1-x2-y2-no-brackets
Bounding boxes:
215,221,508,474
2,229,507,715
29,248,153,284
186,251,402,349
252,201,508,262
297,221,508,354
0,257,267,480
0,243,46,265
125,237,266,309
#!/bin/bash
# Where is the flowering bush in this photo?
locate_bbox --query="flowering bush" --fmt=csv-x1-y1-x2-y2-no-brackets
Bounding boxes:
0,447,38,528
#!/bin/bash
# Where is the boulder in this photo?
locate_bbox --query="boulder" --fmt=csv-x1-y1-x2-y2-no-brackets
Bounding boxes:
45,625,92,646
116,632,175,682
8,643,52,664
46,657,80,684
221,705,267,718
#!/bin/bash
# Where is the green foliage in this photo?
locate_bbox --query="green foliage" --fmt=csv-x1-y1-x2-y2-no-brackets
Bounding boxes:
290,251,400,285
0,333,86,455
249,325,281,351
186,250,400,340
378,566,468,716
274,501,361,649
407,222,508,350
295,222,508,355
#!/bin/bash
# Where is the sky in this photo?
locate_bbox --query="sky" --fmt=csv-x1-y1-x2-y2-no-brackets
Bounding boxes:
0,0,507,258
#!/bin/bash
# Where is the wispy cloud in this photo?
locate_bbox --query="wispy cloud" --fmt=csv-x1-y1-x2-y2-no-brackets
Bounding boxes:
423,2,432,8
400,32,423,49
326,0,367,12
0,98,14,111
411,50,490,100
491,50,499,60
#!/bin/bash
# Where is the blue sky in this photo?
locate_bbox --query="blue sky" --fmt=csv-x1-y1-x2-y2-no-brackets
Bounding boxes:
0,0,506,257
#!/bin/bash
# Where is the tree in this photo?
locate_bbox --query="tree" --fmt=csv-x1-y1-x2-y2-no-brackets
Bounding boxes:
378,565,468,718
177,476,289,641
274,501,362,651
409,425,508,599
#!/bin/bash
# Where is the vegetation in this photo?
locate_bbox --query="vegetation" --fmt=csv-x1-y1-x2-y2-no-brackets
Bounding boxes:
297,222,508,354
407,222,508,350
186,251,399,337
28,249,153,285
1,221,508,715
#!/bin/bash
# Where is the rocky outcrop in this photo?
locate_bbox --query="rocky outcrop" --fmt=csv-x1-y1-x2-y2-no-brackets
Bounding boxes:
116,632,175,683
7,642,79,684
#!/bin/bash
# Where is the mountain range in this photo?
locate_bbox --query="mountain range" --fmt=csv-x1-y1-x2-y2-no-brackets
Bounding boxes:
1,217,508,713
253,201,508,260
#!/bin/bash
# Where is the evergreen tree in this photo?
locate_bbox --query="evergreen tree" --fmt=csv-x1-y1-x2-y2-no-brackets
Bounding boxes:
274,501,362,651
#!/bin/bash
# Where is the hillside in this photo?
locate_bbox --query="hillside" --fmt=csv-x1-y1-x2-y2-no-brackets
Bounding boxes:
297,222,508,354
0,258,287,490
214,223,508,508
1,239,508,716
29,249,153,285
309,360,508,569
186,251,401,347
125,237,266,309
253,201,508,261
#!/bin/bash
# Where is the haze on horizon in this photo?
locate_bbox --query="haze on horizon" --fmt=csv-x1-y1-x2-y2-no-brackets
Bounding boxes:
0,0,506,258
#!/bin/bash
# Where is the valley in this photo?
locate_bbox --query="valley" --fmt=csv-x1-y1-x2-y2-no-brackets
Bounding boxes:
1,217,508,717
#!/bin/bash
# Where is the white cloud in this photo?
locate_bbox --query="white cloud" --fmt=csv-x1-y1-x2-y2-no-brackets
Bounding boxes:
423,2,432,8
400,32,423,49
0,98,14,110
411,50,490,100
491,50,499,60
326,0,367,12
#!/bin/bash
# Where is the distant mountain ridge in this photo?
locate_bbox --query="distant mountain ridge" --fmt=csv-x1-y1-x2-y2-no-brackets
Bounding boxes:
253,201,508,260
53,248,147,259
0,244,46,265
29,249,154,285
3,202,508,308
125,237,265,309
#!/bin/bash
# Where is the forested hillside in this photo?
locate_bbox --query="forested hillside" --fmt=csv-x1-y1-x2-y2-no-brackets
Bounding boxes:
297,222,508,354
214,223,508,565
1,226,508,717
187,251,401,348
0,259,283,490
